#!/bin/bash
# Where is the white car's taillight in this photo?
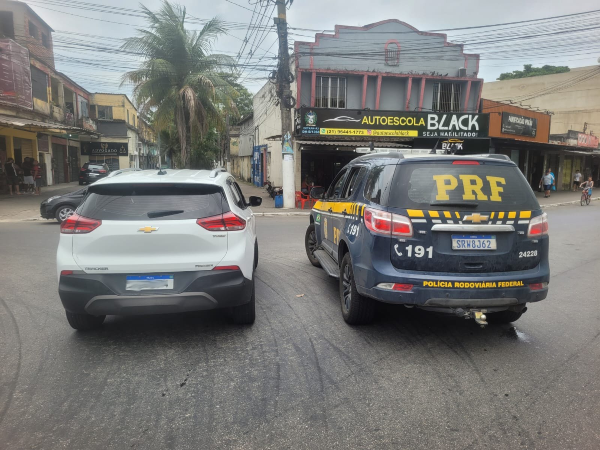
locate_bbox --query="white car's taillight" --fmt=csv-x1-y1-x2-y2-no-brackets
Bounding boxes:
527,212,548,238
60,213,102,234
197,212,246,231
364,207,413,237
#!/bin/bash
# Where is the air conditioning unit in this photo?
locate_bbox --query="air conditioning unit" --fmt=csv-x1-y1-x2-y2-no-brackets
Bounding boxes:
458,68,467,77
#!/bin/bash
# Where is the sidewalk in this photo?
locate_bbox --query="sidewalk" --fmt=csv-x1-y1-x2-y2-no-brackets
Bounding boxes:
237,181,311,216
534,189,599,207
0,182,80,222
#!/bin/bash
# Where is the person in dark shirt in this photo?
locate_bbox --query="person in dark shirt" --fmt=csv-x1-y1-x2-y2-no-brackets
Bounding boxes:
4,158,21,195
22,157,34,193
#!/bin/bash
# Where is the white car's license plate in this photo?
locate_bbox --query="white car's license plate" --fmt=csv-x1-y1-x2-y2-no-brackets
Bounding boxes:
451,235,497,250
126,275,174,291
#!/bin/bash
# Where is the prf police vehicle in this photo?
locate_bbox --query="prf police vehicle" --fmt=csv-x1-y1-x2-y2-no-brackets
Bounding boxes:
304,152,549,326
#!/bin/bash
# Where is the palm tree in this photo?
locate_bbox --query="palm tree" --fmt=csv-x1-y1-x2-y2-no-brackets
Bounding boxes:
121,1,237,168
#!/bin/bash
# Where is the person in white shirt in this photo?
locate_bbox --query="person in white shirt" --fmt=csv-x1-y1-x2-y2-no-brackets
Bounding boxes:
573,169,582,191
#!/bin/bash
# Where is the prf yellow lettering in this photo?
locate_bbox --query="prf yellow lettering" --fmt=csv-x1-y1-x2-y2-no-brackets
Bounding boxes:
433,175,458,201
487,176,506,202
459,175,488,201
333,227,340,245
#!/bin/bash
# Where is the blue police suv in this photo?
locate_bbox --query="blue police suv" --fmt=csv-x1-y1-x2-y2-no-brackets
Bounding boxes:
305,152,549,326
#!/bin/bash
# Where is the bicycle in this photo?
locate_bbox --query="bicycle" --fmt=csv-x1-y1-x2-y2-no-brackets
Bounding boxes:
580,187,591,206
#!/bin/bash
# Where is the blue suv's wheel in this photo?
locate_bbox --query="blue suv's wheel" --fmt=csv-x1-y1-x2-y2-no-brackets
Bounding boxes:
339,253,375,325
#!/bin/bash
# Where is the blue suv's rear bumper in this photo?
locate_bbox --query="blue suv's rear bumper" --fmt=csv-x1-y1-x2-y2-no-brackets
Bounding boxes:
355,260,550,309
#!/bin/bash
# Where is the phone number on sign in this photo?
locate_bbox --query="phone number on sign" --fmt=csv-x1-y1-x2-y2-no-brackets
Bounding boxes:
319,128,418,136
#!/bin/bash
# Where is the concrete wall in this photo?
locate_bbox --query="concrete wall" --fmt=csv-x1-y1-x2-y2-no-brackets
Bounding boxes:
482,67,600,136
346,75,363,109
365,76,376,109
296,20,478,77
379,77,406,110
300,73,311,107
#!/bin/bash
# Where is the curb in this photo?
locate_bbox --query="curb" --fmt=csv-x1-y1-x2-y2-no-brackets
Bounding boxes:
541,196,600,209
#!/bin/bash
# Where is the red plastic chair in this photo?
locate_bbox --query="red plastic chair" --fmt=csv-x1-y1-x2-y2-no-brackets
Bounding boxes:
296,191,314,209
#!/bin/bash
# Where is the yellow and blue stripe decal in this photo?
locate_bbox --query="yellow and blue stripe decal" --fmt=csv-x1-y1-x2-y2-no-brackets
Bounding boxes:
313,203,535,225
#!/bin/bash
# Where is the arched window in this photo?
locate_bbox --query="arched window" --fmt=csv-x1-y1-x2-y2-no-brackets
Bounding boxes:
384,40,400,66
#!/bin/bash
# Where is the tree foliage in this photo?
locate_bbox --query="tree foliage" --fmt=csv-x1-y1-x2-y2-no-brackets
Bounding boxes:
121,1,237,168
497,64,570,80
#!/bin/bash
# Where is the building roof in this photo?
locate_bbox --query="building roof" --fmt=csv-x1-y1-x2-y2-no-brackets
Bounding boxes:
0,113,98,135
9,1,55,32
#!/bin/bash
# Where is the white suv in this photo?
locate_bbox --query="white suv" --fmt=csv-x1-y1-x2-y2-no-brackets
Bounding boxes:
57,168,262,330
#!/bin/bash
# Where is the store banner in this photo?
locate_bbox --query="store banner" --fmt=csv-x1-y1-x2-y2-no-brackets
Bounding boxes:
501,112,537,137
81,142,128,156
413,138,490,154
299,108,489,138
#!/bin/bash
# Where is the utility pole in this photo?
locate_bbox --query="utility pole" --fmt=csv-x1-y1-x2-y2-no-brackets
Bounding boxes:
225,114,231,173
275,0,295,208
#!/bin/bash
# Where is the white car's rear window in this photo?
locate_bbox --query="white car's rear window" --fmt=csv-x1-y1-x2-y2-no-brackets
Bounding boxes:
79,183,227,220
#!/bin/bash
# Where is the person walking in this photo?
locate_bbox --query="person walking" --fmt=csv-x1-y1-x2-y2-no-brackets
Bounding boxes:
539,168,554,198
22,157,34,194
32,160,43,195
4,158,21,195
573,169,582,191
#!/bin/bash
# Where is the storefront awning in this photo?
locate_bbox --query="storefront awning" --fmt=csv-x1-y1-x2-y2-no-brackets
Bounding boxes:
296,140,410,148
0,114,99,136
563,149,600,156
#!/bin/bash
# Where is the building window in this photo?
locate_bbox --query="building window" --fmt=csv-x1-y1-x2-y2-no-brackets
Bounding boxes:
30,66,48,101
432,82,462,113
315,76,346,109
42,33,49,48
127,109,130,124
97,105,113,120
385,42,400,66
0,11,15,39
29,21,38,39
79,98,89,118
132,115,136,127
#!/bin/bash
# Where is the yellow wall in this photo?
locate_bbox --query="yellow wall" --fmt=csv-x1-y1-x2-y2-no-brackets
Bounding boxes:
91,94,138,127
0,128,39,160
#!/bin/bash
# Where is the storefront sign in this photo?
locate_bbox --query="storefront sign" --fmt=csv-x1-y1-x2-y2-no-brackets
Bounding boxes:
298,108,489,138
413,138,490,154
81,142,128,156
568,130,599,149
501,112,537,137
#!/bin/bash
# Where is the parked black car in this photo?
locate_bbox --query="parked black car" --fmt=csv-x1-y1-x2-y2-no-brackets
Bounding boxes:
40,188,87,223
79,162,110,185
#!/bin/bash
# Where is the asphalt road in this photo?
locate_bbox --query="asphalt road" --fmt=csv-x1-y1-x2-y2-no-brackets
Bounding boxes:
1,205,599,450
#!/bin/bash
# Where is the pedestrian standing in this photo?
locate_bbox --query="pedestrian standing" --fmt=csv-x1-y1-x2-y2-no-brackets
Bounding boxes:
4,158,21,195
540,168,554,198
22,157,35,194
573,169,582,191
32,160,43,195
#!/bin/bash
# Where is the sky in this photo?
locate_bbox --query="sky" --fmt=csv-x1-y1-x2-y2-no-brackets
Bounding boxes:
26,0,600,97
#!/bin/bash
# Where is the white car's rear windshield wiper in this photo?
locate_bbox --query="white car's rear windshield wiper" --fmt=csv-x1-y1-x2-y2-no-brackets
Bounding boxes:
429,202,478,207
147,210,185,218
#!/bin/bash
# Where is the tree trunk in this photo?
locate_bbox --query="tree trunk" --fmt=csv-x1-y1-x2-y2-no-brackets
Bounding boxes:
185,122,192,169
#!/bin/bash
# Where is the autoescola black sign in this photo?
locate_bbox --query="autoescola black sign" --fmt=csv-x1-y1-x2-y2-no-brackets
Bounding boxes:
299,108,489,138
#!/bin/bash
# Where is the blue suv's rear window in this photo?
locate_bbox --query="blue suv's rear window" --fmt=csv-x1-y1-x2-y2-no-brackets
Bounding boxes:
388,162,540,211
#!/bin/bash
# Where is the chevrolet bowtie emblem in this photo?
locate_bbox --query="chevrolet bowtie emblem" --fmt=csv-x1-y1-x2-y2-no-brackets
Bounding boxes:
139,226,159,233
463,213,489,223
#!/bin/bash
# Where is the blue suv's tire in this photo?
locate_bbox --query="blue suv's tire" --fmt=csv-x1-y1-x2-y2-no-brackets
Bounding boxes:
305,224,321,267
339,253,375,325
65,311,105,331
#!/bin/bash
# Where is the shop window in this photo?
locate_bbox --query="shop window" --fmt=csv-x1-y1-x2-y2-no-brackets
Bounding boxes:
315,76,346,109
432,82,462,113
97,105,113,120
29,21,38,39
42,33,49,48
385,42,400,66
79,98,89,118
31,66,48,101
